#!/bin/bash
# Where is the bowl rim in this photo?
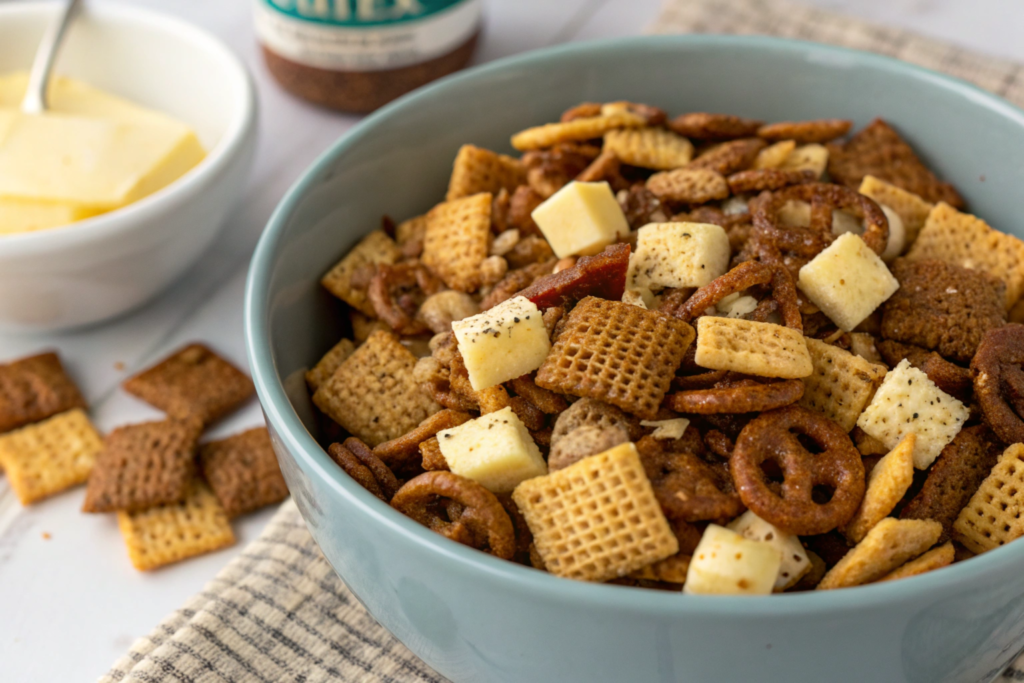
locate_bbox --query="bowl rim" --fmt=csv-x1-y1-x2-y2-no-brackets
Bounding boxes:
247,33,1024,616
0,0,256,257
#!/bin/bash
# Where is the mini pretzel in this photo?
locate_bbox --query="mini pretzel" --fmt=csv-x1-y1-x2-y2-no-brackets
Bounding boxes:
373,409,472,468
731,405,865,535
390,471,516,559
752,183,888,258
973,324,1024,444
664,260,802,331
666,377,804,414
636,435,744,522
328,438,401,502
368,262,443,335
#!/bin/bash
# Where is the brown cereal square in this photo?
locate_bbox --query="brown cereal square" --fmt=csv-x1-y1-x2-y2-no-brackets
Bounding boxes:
668,113,762,141
800,337,887,432
321,230,402,316
0,351,86,434
422,193,492,292
826,118,964,208
446,144,526,201
123,344,255,426
535,297,694,419
881,259,1006,363
199,427,289,518
82,418,202,513
312,330,440,446
953,444,1024,554
757,119,852,144
905,202,1024,309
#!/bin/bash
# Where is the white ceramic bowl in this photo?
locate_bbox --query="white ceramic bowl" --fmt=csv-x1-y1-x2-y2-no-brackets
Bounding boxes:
0,1,256,333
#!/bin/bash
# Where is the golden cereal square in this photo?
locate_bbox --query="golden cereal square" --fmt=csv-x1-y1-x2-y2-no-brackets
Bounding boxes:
446,144,526,201
905,202,1024,309
512,442,678,582
422,193,492,292
878,542,954,582
858,175,934,248
321,230,401,316
305,338,356,391
603,127,694,170
396,214,426,246
817,518,941,590
0,351,86,434
511,112,646,151
953,444,1024,554
312,331,440,446
0,409,101,504
535,297,694,419
800,337,887,432
842,433,916,543
694,317,813,379
117,480,235,571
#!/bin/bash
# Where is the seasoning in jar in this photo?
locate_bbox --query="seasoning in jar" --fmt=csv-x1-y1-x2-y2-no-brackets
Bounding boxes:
254,0,482,113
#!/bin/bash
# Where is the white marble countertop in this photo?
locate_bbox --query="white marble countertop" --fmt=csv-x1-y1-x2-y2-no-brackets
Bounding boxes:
1,0,1022,680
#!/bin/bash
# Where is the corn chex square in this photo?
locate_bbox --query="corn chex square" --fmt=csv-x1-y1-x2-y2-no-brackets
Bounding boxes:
422,192,492,292
512,442,678,582
511,112,646,151
603,127,694,170
817,518,941,590
0,408,101,504
313,331,439,446
694,317,812,379
118,480,235,571
321,230,401,316
878,542,954,582
799,337,887,432
858,175,933,248
305,338,355,391
856,359,968,470
535,297,694,419
842,433,916,543
953,444,1024,554
446,144,526,201
905,202,1024,309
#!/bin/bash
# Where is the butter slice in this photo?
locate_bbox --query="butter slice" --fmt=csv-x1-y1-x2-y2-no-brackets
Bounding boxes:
438,406,547,493
0,198,98,234
452,296,551,391
531,180,629,258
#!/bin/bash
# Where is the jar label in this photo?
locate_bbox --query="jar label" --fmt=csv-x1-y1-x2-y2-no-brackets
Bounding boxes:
254,0,481,71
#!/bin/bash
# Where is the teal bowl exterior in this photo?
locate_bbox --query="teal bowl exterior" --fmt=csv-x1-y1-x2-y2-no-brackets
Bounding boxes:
246,36,1024,683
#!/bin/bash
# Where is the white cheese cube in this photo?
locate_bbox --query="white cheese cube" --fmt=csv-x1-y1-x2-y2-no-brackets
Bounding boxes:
857,359,969,470
727,511,810,591
452,296,551,391
684,524,782,596
531,180,629,258
629,222,730,290
438,407,547,493
798,232,899,331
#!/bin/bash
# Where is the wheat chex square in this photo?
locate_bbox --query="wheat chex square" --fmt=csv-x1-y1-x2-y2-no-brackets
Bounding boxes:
0,351,86,434
200,427,289,518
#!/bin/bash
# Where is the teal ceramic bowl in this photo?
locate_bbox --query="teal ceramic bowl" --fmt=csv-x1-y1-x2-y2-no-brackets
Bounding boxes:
246,36,1024,683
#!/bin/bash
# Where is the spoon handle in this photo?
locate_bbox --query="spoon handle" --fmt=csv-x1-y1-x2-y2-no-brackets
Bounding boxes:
21,0,83,114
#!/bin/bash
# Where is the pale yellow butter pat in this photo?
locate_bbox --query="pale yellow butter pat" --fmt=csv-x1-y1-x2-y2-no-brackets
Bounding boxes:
0,198,98,234
798,232,899,331
684,524,782,596
727,511,810,591
531,181,629,258
629,222,730,290
452,296,550,391
438,407,547,493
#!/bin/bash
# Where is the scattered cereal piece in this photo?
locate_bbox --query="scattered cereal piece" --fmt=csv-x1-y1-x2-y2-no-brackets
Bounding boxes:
779,143,829,179
531,181,629,259
321,230,401,316
668,113,762,140
953,444,1024,554
513,442,678,582
446,144,526,201
799,337,887,432
856,359,968,470
0,351,86,434
511,112,646,151
684,523,782,595
628,222,731,290
536,297,694,419
123,344,254,426
199,427,289,518
758,119,851,144
858,175,933,248
0,409,101,504
727,510,810,591
305,338,356,391
817,517,941,590
117,480,235,571
842,433,916,543
798,232,899,331
646,168,729,204
437,407,546,493
753,139,797,170
694,317,812,380
603,127,693,170
422,192,493,292
313,331,439,446
877,542,954,582
452,296,551,391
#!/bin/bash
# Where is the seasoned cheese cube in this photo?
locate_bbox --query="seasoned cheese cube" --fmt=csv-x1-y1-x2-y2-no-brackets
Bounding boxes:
452,296,551,391
857,359,969,469
438,407,547,492
629,222,730,290
640,417,690,440
684,524,782,596
531,180,629,258
798,232,899,331
727,511,810,591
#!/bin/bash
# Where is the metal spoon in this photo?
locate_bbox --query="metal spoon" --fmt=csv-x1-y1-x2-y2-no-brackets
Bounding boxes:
21,0,82,114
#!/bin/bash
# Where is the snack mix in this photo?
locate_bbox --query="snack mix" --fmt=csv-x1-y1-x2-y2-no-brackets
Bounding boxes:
309,102,1024,594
